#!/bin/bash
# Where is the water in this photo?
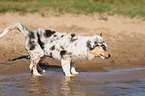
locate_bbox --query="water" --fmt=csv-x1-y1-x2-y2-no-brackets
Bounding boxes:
0,69,145,96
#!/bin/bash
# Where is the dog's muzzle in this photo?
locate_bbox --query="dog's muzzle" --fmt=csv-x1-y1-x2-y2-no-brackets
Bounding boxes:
99,53,111,59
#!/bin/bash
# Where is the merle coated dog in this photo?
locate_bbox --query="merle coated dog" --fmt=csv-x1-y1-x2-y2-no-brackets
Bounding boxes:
0,22,111,76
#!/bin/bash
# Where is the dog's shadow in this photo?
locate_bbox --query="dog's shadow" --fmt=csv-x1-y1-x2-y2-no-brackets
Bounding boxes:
9,55,30,61
9,55,62,71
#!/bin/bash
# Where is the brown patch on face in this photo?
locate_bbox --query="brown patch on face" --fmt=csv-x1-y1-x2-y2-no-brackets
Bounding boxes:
90,47,110,59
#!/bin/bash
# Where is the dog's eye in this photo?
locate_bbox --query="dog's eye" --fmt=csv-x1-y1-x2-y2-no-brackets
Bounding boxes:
101,45,106,51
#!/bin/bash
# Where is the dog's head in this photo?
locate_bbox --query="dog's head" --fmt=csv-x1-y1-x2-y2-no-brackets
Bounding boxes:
87,33,111,59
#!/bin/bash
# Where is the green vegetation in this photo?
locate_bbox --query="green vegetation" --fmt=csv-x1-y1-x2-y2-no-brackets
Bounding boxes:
0,0,145,18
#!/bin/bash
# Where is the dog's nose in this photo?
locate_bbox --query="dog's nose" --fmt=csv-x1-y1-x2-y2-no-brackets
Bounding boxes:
108,54,111,58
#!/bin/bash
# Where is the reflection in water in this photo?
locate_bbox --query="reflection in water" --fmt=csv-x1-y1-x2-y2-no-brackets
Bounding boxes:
60,77,73,96
24,72,85,96
59,77,85,96
25,76,47,95
1,71,145,96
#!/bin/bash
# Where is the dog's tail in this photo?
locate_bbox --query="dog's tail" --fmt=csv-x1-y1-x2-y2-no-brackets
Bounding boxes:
0,22,29,38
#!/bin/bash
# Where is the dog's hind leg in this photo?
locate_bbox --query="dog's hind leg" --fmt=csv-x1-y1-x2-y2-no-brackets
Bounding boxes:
37,56,46,73
29,58,46,74
61,58,73,76
28,48,44,76
38,65,46,73
71,62,78,75
30,58,42,76
29,62,34,73
29,57,46,76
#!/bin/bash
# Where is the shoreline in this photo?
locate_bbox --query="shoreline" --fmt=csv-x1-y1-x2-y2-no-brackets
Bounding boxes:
1,59,145,82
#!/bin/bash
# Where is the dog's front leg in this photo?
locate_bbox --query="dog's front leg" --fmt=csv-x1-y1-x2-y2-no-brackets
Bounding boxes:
71,62,79,75
61,58,73,76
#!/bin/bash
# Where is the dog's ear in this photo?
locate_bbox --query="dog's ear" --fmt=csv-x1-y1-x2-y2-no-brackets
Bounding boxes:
100,33,102,37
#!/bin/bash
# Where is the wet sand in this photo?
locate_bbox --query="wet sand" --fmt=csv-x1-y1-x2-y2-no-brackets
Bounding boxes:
0,58,145,81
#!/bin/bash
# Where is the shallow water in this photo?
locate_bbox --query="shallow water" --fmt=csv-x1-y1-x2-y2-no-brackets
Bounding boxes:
1,68,145,96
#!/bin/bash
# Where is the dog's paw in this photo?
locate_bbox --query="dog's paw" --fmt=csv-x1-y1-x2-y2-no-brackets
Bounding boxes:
72,72,79,75
65,74,75,77
42,70,46,73
33,69,43,76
